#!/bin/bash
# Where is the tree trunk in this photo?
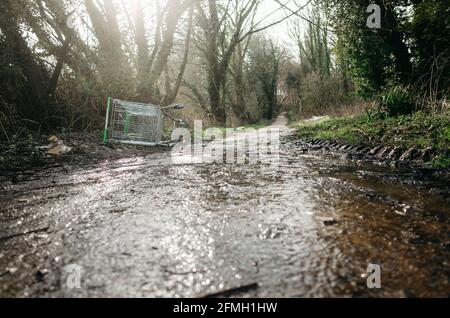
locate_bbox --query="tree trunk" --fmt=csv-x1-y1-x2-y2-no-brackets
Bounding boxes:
132,0,150,101
85,0,131,97
208,75,226,125
47,32,73,100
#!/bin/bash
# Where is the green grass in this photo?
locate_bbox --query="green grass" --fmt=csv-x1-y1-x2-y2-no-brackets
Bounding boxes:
295,111,450,168
241,120,273,130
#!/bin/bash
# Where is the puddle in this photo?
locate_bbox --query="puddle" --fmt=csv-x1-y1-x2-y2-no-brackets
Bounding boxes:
0,131,449,298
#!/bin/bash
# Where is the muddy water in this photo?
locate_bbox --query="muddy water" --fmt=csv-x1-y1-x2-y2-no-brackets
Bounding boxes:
0,129,449,298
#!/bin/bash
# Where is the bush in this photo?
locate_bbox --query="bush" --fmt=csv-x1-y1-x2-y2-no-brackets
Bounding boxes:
300,72,348,115
380,86,416,117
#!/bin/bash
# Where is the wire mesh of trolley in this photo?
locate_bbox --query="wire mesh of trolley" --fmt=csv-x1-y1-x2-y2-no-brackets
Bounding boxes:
103,97,185,146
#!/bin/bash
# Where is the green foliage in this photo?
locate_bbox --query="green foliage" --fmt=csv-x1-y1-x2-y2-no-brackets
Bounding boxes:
330,0,449,113
410,0,450,98
431,156,450,169
330,1,396,97
380,86,416,117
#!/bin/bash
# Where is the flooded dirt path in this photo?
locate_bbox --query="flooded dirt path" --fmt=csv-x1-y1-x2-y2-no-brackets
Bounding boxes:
1,116,449,298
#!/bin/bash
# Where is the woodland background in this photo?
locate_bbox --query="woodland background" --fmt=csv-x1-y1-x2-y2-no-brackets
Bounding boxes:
0,0,449,140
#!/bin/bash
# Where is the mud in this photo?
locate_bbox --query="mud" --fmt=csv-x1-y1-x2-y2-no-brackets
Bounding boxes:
0,122,449,298
295,138,444,170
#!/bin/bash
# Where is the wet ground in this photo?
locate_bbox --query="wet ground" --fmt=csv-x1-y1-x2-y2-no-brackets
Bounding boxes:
0,117,449,298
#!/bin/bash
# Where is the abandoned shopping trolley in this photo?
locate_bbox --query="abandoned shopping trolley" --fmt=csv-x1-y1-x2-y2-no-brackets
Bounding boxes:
103,97,185,146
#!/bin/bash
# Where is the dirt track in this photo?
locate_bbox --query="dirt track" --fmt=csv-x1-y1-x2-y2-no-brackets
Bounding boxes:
1,116,449,298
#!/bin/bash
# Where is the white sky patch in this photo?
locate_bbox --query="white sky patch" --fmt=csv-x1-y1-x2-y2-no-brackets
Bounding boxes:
66,0,310,56
254,0,309,54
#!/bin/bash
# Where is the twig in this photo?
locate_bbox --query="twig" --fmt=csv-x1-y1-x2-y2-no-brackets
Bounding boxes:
354,129,371,142
201,283,259,298
0,119,10,143
0,227,50,242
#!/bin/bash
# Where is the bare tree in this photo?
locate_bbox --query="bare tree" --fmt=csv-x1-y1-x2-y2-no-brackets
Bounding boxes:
248,36,284,120
195,0,260,125
131,0,194,104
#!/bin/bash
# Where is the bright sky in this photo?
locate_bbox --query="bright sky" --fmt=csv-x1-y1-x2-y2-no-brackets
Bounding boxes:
67,0,309,55
256,0,309,53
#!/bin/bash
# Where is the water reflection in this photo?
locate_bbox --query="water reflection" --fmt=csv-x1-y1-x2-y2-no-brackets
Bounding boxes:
0,134,449,298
